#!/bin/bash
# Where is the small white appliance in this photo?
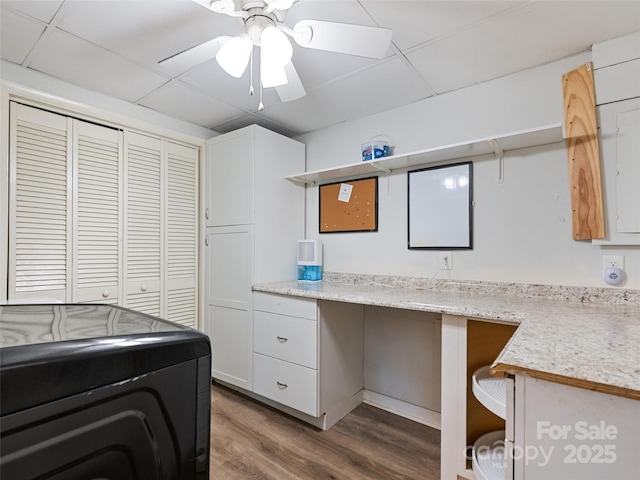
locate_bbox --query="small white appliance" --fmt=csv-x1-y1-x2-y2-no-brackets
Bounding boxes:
297,240,322,282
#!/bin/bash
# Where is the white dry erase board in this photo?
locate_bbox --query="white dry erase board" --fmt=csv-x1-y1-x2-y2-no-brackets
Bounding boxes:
408,162,473,249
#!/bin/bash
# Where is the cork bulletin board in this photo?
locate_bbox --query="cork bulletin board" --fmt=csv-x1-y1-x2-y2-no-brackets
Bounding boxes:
319,177,378,233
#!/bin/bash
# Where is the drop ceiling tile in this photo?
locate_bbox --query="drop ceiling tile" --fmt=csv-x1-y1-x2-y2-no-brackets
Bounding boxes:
285,0,384,27
1,0,62,23
408,0,640,94
0,8,46,64
361,0,523,51
138,81,246,128
259,57,435,134
53,0,237,67
26,29,169,102
179,54,282,112
288,45,379,91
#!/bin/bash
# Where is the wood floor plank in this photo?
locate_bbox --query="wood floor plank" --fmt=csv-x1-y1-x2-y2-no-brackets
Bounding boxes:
209,382,440,480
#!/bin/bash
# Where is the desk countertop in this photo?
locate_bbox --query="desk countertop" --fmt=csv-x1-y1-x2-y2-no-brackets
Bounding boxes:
253,274,640,401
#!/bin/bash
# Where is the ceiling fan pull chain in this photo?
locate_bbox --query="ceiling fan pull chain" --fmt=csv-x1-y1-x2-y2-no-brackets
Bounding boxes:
258,80,264,111
249,48,255,96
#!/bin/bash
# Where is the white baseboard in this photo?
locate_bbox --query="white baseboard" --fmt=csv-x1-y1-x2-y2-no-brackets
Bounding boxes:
363,390,441,430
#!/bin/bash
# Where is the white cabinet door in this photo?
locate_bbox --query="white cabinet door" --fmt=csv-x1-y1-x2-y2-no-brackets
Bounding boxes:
593,97,640,245
206,225,253,389
124,132,162,316
511,376,640,480
206,127,253,227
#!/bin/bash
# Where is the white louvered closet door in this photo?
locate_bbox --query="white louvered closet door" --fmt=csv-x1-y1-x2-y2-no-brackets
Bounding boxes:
9,103,71,302
73,120,122,304
124,132,163,317
165,142,198,327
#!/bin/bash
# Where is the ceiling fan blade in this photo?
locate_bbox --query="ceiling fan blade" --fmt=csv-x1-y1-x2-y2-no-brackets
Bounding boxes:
158,36,231,74
293,19,392,59
264,0,297,14
275,62,306,102
191,0,249,18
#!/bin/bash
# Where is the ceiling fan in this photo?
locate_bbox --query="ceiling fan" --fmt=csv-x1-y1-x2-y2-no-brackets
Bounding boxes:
159,0,392,107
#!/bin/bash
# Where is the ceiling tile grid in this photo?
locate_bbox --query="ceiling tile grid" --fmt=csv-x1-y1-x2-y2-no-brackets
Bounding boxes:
1,0,639,137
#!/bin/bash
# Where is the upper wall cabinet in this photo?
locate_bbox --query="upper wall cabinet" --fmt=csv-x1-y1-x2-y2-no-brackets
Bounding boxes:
592,32,640,245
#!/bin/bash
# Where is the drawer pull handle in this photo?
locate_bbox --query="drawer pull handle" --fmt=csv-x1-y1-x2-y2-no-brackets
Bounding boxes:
276,381,288,389
277,336,288,342
102,290,110,298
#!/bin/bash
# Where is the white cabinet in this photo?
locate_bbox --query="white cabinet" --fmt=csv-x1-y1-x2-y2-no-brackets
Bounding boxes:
593,97,640,245
253,293,318,415
252,293,364,429
592,32,640,245
441,314,517,480
205,125,305,390
507,375,640,479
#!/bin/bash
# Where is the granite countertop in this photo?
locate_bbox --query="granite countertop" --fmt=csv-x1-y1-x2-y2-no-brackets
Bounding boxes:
253,273,640,401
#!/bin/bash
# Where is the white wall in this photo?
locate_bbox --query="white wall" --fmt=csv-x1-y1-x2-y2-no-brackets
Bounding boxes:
297,52,640,289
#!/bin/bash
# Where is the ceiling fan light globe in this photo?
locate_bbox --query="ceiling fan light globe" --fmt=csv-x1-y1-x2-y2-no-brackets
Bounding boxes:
216,34,252,77
260,25,293,66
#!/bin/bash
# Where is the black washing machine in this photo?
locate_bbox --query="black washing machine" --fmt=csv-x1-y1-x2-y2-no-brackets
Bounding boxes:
0,303,211,480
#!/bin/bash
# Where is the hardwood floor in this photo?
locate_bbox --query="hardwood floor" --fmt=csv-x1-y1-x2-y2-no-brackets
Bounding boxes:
209,382,441,480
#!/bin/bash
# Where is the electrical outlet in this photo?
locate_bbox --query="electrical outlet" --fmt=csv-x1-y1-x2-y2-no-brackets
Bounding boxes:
602,255,624,271
439,251,452,270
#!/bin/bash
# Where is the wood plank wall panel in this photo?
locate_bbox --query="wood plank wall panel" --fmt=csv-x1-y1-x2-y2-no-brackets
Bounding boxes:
562,62,605,240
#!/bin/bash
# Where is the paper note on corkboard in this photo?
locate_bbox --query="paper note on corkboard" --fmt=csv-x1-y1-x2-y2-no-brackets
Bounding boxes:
319,177,378,233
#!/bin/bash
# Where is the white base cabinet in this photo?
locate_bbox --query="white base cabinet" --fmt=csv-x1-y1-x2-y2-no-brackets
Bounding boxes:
507,375,640,480
251,293,364,429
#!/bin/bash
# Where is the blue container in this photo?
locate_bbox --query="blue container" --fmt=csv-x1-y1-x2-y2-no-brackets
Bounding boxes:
298,265,322,282
361,141,390,161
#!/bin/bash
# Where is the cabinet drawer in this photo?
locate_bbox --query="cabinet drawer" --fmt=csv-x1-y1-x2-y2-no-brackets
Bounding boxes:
253,292,316,320
254,311,317,368
253,353,318,416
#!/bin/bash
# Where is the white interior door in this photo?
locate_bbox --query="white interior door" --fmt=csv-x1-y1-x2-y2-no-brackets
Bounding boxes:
73,120,122,304
9,102,71,302
165,141,199,327
124,131,163,316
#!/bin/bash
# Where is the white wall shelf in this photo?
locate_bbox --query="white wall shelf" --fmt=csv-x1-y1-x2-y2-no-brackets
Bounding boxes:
287,123,564,185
